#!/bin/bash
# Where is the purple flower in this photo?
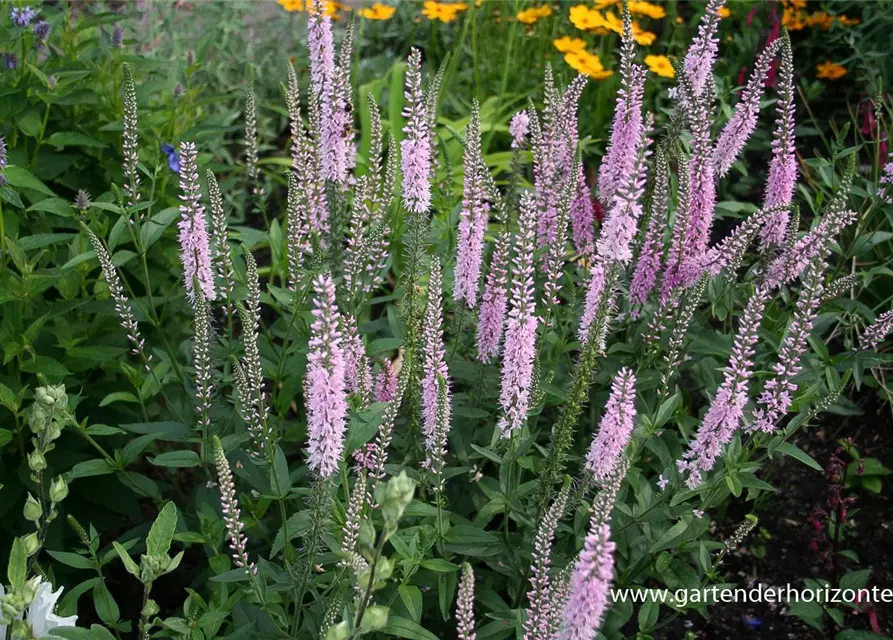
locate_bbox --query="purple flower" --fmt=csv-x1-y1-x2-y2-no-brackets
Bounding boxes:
213,438,257,575
161,143,180,173
598,12,646,207
305,274,348,478
881,152,893,203
177,142,215,302
374,358,398,403
342,313,373,405
401,48,432,214
32,20,50,41
713,39,783,177
677,285,769,487
585,368,637,483
3,53,18,70
570,166,595,258
751,260,825,432
454,101,489,308
682,0,727,99
0,133,6,170
10,7,38,27
457,563,476,640
630,151,669,308
760,36,797,248
421,257,451,462
509,110,529,149
559,523,615,640
112,23,124,48
498,194,539,437
578,263,606,347
523,487,570,640
476,233,510,363
861,308,893,351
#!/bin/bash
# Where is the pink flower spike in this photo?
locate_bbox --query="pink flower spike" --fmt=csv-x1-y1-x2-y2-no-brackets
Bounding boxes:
510,110,530,149
177,142,216,302
401,48,432,215
374,358,398,403
682,0,727,99
570,166,595,258
476,233,510,363
421,257,451,461
585,368,637,483
454,101,489,308
498,194,539,438
305,274,348,478
559,523,615,640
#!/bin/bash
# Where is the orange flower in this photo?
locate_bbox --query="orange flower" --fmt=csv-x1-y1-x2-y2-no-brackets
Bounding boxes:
817,61,846,80
838,15,860,26
553,36,587,53
278,0,304,11
644,54,674,78
805,11,833,30
718,6,731,18
358,2,396,20
517,4,552,24
782,7,806,31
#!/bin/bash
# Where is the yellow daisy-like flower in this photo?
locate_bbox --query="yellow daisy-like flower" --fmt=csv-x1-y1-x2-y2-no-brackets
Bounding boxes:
517,5,552,25
553,36,587,53
644,54,674,78
569,4,603,31
358,2,396,20
564,49,613,80
278,0,304,11
628,1,666,20
422,0,467,23
817,61,846,80
632,24,657,45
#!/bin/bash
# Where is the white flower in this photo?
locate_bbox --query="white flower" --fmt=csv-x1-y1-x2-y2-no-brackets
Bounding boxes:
0,581,78,639
657,474,669,491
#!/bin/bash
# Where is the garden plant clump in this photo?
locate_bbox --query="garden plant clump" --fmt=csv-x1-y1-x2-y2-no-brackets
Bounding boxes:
1,0,893,639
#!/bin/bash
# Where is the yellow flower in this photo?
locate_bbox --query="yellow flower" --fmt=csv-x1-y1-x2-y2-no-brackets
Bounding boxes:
569,5,603,31
553,36,587,53
632,24,657,45
358,2,396,20
564,49,613,79
422,0,467,22
601,10,623,34
718,6,731,18
517,5,552,25
837,15,860,26
278,0,304,11
817,61,846,80
644,54,675,78
628,1,666,20
593,0,618,9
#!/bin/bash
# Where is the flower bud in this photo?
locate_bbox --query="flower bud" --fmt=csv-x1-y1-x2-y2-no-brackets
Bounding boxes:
360,605,389,633
47,75,56,90
23,493,42,522
325,621,349,640
27,449,47,472
29,406,47,433
142,598,160,617
50,476,68,503
35,387,54,406
22,532,41,556
377,471,415,527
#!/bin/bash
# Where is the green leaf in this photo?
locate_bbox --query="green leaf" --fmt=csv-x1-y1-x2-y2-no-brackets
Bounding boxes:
398,585,423,623
420,559,459,572
26,198,76,217
46,132,109,148
93,583,120,625
5,166,56,196
140,207,179,250
775,442,822,471
7,537,27,589
270,445,291,498
380,615,439,640
149,450,201,468
146,502,178,558
67,459,115,480
650,517,692,553
46,551,94,570
112,541,140,577
20,356,71,381
99,391,140,407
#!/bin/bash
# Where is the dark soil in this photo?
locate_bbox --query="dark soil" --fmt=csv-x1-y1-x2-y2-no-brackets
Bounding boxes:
659,397,893,640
